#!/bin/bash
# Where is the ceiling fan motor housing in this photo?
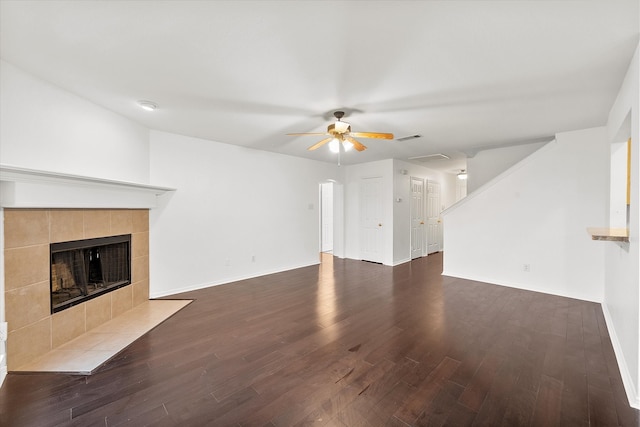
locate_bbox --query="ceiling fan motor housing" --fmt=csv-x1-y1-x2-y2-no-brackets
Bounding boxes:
329,122,351,135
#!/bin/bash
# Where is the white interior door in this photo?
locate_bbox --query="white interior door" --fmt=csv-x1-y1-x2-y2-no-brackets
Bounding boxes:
320,182,334,253
410,177,425,259
360,177,383,263
427,180,442,254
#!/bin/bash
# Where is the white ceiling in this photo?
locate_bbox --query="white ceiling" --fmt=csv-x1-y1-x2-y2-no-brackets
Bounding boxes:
1,1,638,172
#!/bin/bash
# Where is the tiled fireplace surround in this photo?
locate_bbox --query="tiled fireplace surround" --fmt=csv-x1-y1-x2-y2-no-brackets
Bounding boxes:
4,208,149,371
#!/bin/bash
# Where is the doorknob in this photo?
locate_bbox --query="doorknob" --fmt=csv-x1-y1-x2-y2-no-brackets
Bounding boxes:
378,223,382,227
420,221,424,225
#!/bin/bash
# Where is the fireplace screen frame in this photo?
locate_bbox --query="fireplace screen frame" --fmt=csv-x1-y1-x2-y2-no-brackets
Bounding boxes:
50,234,132,314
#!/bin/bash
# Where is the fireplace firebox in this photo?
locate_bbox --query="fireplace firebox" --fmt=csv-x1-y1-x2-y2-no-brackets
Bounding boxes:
50,234,131,313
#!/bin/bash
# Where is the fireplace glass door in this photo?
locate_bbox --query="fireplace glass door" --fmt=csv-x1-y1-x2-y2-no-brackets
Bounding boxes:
50,234,131,313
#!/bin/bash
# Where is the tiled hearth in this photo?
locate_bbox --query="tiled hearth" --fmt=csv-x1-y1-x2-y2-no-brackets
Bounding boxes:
14,300,190,373
4,208,152,371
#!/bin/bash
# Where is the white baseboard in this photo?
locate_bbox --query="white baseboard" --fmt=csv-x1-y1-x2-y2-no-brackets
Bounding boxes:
150,261,320,298
602,304,640,409
440,270,600,303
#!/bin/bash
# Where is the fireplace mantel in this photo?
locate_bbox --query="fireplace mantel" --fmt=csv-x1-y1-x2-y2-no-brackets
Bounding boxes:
0,165,175,209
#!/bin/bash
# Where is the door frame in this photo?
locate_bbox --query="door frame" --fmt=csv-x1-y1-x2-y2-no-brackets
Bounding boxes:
360,176,384,263
426,180,442,254
410,176,425,259
319,180,345,259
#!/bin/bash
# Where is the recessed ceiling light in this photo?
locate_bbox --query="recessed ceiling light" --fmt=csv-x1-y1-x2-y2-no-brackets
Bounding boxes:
137,100,158,111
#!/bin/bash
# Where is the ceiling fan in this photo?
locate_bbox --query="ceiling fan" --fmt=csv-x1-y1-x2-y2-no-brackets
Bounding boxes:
287,111,394,153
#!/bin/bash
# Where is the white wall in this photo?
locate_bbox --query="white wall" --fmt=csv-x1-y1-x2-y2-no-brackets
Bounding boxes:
466,142,549,193
148,130,342,297
455,176,468,202
0,61,152,387
439,170,459,212
603,42,640,408
0,61,150,183
443,126,608,303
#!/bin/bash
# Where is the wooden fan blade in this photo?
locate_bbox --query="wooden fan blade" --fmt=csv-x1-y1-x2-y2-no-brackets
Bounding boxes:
349,132,394,140
287,132,328,136
346,136,367,152
308,137,333,151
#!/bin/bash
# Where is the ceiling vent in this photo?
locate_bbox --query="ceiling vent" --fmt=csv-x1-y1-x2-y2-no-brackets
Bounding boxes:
396,134,422,142
408,153,450,162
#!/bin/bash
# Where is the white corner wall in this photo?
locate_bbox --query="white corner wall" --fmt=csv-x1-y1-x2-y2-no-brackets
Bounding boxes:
466,141,549,193
0,61,152,388
443,126,608,303
0,61,150,183
148,130,342,297
603,42,640,409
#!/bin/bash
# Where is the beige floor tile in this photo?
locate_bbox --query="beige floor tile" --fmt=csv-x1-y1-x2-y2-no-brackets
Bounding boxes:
58,333,110,351
73,350,118,372
13,300,191,373
90,333,141,351
18,347,116,373
17,349,85,372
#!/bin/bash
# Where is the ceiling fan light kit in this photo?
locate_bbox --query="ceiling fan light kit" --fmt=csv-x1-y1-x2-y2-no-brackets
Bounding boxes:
330,139,353,153
287,110,393,155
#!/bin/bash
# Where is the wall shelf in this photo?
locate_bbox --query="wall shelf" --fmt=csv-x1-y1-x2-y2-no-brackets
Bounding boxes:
0,164,175,209
587,227,629,243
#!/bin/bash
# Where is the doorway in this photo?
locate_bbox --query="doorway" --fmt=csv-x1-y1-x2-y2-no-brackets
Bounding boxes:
410,177,425,259
320,182,334,253
360,176,383,263
427,180,442,254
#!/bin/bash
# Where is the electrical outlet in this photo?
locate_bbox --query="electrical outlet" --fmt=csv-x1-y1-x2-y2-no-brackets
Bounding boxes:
225,258,231,266
251,255,256,263
0,322,7,341
523,264,531,272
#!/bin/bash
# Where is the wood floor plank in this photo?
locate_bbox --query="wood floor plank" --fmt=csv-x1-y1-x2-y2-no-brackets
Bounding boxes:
363,374,416,424
457,352,503,412
471,358,520,426
530,374,563,426
393,357,461,425
559,350,589,426
0,253,637,426
588,383,622,426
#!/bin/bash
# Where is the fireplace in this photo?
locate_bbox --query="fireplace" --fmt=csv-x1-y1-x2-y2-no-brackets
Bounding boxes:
3,207,150,371
50,234,131,313
2,168,170,372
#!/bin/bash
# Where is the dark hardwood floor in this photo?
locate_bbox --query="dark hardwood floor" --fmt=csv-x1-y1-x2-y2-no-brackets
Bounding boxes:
1,253,637,426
